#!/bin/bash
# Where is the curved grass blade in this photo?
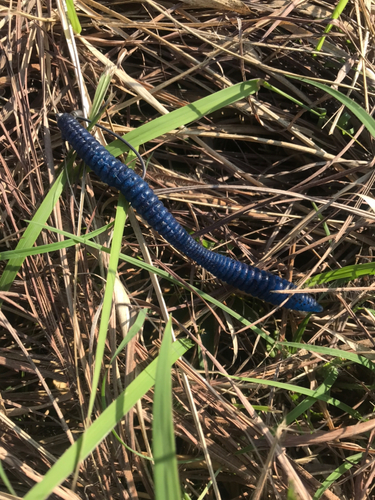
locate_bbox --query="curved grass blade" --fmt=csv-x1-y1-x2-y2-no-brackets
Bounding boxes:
218,373,358,418
292,77,375,137
0,223,114,261
285,365,342,425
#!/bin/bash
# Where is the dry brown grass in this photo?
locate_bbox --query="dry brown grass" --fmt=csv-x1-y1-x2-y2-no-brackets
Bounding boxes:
0,0,375,499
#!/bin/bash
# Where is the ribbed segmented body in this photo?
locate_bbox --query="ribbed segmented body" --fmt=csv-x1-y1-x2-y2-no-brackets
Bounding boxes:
57,113,322,313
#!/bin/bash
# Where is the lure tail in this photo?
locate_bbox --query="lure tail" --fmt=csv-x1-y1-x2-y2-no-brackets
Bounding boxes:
57,113,322,313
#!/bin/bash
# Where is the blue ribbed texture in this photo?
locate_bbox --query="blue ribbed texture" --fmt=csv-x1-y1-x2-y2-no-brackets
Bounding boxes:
57,113,323,313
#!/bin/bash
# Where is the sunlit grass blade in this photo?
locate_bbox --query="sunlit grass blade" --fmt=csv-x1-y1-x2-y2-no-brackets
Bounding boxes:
89,67,115,126
306,262,375,286
86,193,129,422
315,0,349,52
101,308,149,409
153,317,181,500
65,0,82,34
74,189,132,482
106,79,261,157
0,160,76,293
23,337,191,500
0,222,113,261
100,308,153,458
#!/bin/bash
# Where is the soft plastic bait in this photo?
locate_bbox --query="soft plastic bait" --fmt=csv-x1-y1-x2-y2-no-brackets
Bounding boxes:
57,113,322,313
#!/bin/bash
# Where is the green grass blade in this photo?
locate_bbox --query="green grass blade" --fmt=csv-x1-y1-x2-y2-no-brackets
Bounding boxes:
90,69,114,124
101,308,149,408
153,317,181,500
0,164,74,292
306,262,375,286
0,459,17,496
291,314,311,351
0,222,114,261
72,191,130,498
224,374,358,418
106,80,261,156
278,342,375,372
23,337,191,500
315,0,349,52
312,201,331,240
262,81,321,117
86,194,128,421
285,365,340,425
292,77,375,137
313,453,363,499
65,0,82,34
0,240,76,260
197,468,222,500
100,308,153,459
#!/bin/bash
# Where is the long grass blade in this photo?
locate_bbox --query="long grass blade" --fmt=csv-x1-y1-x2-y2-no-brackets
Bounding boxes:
153,317,181,500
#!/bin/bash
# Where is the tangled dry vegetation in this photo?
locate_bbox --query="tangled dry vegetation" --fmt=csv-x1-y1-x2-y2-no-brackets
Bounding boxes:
0,0,375,499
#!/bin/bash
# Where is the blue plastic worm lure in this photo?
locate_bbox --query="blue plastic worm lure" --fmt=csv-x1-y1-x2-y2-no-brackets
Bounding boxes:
57,113,322,313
